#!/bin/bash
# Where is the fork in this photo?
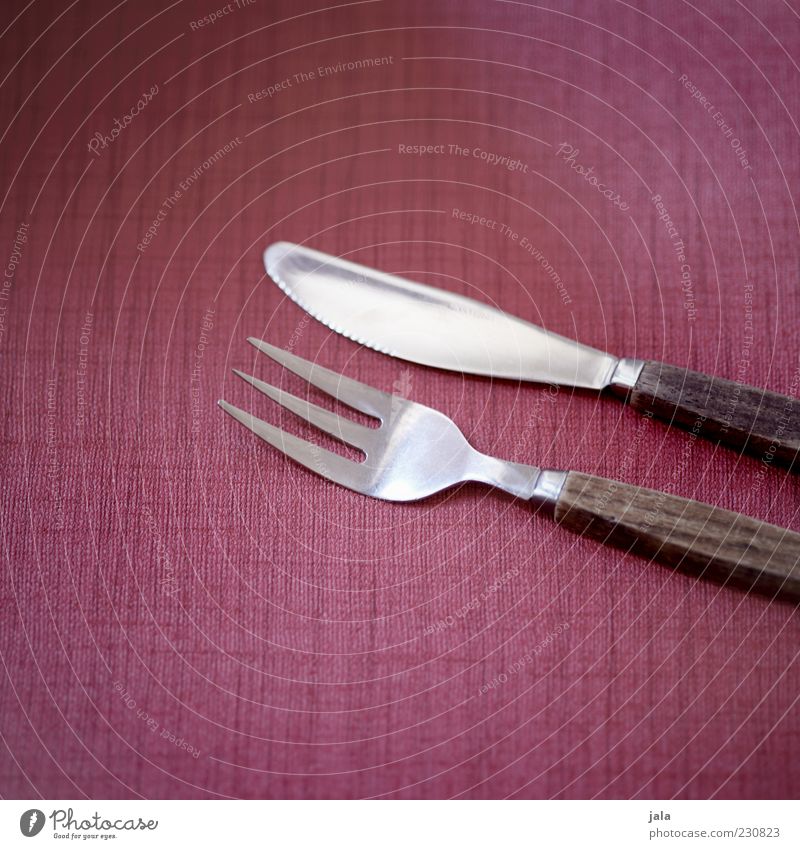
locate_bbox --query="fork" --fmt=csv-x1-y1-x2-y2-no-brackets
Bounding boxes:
219,339,800,602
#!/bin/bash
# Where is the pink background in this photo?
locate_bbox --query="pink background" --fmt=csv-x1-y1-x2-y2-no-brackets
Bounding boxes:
1,0,799,799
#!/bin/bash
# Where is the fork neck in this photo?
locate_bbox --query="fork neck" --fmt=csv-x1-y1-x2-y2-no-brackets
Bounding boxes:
467,452,567,510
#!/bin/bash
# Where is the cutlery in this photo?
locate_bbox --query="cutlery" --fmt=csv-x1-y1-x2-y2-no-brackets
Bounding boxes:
220,339,800,601
264,242,800,469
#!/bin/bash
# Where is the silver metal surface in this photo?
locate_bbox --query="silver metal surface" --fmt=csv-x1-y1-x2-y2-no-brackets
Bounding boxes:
264,242,622,391
609,357,645,392
219,339,565,508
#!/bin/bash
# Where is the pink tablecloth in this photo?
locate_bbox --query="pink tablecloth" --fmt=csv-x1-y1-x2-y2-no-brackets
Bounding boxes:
1,0,799,799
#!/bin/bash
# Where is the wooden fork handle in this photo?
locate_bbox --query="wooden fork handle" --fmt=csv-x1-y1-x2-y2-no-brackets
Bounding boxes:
625,361,800,469
553,471,800,601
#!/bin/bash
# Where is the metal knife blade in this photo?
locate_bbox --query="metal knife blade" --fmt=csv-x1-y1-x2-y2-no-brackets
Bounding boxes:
263,242,628,391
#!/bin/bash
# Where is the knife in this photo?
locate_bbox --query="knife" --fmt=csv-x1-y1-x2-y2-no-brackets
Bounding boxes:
264,242,800,469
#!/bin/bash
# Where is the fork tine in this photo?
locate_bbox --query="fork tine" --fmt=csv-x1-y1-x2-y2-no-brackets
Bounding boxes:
232,369,375,452
247,337,392,419
218,400,367,492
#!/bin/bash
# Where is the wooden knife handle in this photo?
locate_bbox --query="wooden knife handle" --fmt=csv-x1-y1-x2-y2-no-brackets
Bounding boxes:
553,471,800,600
626,361,800,469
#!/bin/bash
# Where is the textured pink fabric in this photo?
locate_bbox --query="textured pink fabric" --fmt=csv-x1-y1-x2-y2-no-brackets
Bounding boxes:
1,0,799,800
